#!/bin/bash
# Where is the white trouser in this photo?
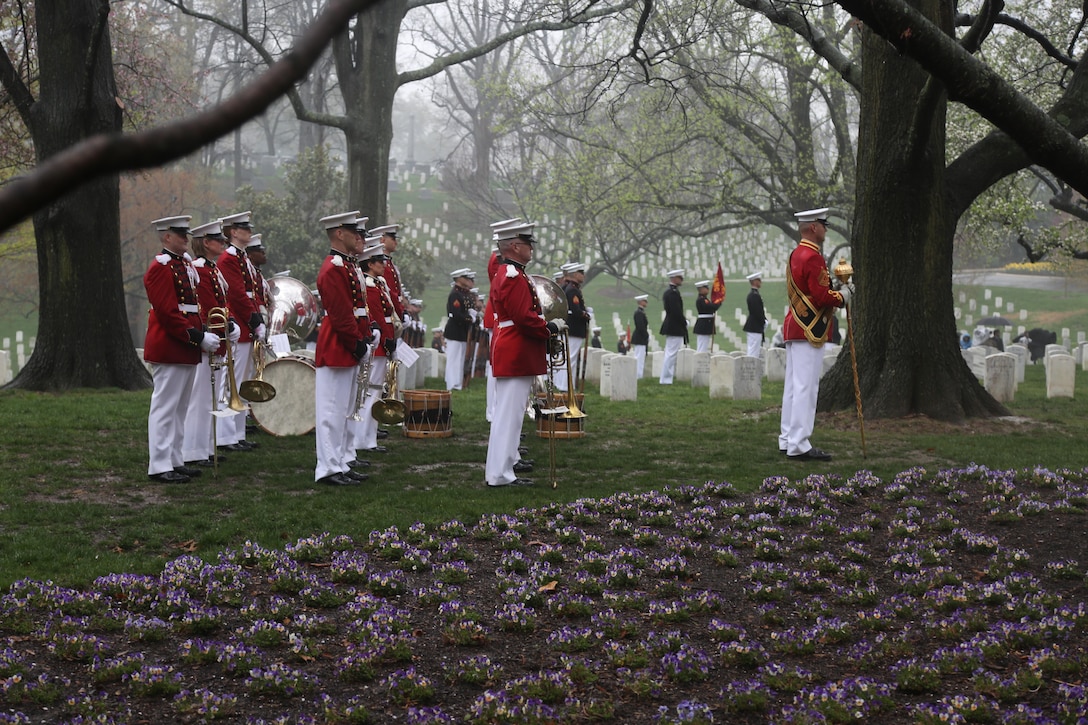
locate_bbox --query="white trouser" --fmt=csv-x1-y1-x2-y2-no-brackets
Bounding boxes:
148,363,197,476
633,345,647,378
213,365,233,446
353,356,387,452
485,376,533,486
226,341,253,444
445,339,466,390
696,334,712,353
485,361,496,422
182,353,214,463
315,364,358,481
554,336,585,392
747,332,764,359
659,336,684,384
779,340,824,456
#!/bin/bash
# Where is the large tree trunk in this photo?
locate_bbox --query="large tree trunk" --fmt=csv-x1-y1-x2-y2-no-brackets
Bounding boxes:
10,0,149,391
818,0,1006,421
338,0,405,223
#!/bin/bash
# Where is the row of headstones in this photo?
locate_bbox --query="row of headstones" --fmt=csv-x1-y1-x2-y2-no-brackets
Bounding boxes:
0,332,34,385
967,342,1084,402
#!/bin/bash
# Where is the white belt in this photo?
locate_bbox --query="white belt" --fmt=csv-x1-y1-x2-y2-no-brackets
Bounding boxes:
384,316,393,323
179,304,198,314
497,320,514,328
697,314,714,319
246,292,255,298
353,308,368,318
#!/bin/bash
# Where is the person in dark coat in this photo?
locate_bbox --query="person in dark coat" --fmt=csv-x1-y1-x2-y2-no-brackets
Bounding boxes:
631,294,650,378
658,269,687,384
742,271,767,357
692,279,721,353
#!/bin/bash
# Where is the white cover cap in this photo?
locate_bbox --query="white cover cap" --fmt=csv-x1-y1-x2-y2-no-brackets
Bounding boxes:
634,294,649,301
450,268,474,279
151,215,192,232
794,207,829,223
191,220,223,238
245,234,264,249
665,268,685,278
369,224,398,236
561,262,586,273
220,211,253,228
320,211,360,229
746,271,763,281
694,280,710,288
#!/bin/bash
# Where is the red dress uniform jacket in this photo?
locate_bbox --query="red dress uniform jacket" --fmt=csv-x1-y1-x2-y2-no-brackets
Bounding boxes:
143,251,202,365
316,252,370,368
254,267,270,320
367,275,397,359
483,252,502,333
783,239,845,344
382,259,405,319
217,245,260,343
490,262,550,378
192,257,231,356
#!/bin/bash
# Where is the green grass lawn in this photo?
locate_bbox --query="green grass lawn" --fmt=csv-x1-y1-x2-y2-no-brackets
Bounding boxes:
0,359,1086,589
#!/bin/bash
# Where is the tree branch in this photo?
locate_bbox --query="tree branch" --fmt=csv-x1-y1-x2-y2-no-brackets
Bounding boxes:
836,0,1088,199
0,0,372,235
81,0,112,114
0,41,35,127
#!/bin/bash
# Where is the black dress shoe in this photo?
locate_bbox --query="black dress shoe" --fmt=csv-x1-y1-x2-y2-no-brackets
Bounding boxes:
149,470,190,483
517,458,534,466
186,458,215,468
236,440,259,450
218,443,249,453
348,459,370,469
364,446,387,454
780,449,787,455
377,429,389,440
319,473,360,486
343,470,369,482
513,461,534,473
488,477,534,488
174,465,203,478
518,446,530,456
788,447,833,462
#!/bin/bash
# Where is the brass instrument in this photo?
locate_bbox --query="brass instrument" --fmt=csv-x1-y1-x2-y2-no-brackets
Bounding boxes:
208,308,248,414
240,339,277,403
348,345,374,422
372,357,407,425
834,258,866,457
529,275,585,421
267,276,321,344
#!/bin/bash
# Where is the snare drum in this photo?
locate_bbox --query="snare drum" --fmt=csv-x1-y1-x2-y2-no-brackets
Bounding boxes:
534,393,586,439
402,389,453,438
249,356,316,436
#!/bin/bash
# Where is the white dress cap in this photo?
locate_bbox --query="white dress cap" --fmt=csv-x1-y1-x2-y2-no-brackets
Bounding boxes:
191,220,223,238
746,271,763,281
360,243,387,260
409,299,423,306
694,280,710,288
665,268,685,278
634,294,649,301
245,234,264,249
221,211,253,228
494,222,536,241
552,271,564,279
490,217,522,229
450,267,473,278
151,215,192,231
794,207,830,223
369,224,399,236
560,262,586,273
320,211,360,230
355,216,370,231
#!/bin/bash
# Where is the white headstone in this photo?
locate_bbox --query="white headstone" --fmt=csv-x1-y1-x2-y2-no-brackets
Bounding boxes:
709,354,735,399
733,356,763,400
984,353,1016,403
820,354,837,378
584,348,608,385
15,331,22,343
610,355,638,401
1046,354,1075,399
599,353,618,397
0,350,10,385
1044,343,1067,370
649,351,664,377
765,347,787,382
963,347,987,379
676,348,695,382
691,352,711,388
416,348,437,380
1005,343,1028,383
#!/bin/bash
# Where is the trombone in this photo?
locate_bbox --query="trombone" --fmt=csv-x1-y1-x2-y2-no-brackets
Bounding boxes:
208,308,247,476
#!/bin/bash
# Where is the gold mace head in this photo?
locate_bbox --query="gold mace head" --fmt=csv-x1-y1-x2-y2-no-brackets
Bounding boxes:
833,258,854,284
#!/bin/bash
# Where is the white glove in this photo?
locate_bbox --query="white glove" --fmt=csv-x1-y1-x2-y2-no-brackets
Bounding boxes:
200,332,222,353
549,318,568,334
228,323,241,343
254,323,267,340
468,309,478,322
838,286,853,307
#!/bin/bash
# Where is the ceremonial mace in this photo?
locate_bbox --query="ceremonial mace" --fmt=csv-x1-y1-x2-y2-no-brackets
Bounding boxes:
833,259,866,458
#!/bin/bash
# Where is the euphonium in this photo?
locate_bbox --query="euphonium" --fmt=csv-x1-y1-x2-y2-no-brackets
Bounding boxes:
372,358,407,425
240,339,276,403
348,347,374,421
207,307,247,413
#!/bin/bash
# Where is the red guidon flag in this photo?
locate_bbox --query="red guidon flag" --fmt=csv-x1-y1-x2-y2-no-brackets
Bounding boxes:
711,262,726,305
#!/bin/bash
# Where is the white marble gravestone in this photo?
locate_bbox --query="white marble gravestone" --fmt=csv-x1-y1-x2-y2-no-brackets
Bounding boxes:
1046,354,1075,398
1004,343,1027,384
765,347,787,382
733,356,763,400
584,348,608,385
709,355,735,399
691,352,711,388
984,353,1016,403
676,348,695,382
610,355,638,401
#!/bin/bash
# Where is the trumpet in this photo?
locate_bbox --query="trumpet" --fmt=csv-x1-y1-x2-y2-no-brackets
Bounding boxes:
372,357,407,425
240,339,276,403
208,308,248,414
348,345,374,422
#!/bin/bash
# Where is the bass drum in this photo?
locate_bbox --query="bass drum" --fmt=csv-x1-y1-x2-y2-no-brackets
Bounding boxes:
249,356,315,436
